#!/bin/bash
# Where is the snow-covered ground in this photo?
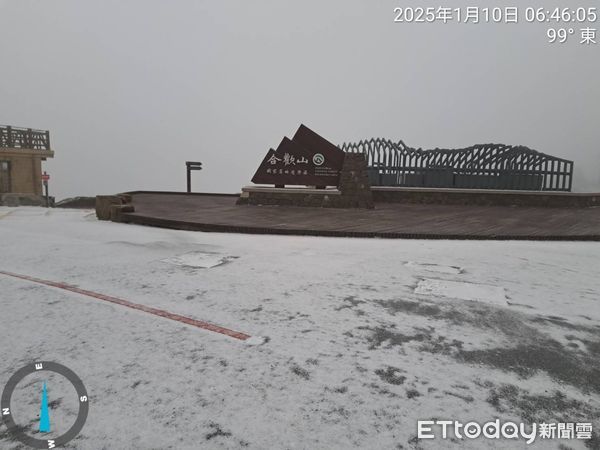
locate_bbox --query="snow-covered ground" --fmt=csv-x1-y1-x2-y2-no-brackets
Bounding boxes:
1,207,599,449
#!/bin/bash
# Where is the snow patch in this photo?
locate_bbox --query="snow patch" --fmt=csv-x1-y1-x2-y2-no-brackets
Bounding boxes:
415,278,508,306
405,261,462,275
244,336,268,346
161,252,238,269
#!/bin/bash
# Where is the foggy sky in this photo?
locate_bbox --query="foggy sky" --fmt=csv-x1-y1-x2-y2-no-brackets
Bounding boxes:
1,0,598,199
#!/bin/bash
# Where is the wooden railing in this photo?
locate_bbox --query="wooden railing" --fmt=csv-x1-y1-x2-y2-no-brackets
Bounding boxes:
0,125,51,150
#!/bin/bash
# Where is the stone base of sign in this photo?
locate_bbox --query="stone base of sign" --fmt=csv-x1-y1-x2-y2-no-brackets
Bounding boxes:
237,186,343,208
238,153,374,209
0,193,54,207
96,194,134,221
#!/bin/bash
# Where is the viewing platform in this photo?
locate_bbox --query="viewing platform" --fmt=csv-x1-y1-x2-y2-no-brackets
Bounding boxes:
101,190,600,241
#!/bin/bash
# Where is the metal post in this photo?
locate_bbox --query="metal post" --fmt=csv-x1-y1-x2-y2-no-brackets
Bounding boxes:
185,161,202,193
43,171,49,207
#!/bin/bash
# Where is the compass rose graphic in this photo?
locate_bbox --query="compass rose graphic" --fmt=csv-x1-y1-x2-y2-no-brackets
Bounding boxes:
1,362,89,449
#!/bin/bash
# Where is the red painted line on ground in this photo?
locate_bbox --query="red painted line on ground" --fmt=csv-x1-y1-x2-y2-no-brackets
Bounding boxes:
0,270,251,341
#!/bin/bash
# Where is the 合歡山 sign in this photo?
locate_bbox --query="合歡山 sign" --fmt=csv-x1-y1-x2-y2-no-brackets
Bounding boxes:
251,125,345,187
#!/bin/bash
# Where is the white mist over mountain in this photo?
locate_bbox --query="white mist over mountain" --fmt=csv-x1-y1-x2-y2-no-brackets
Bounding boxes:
1,0,598,199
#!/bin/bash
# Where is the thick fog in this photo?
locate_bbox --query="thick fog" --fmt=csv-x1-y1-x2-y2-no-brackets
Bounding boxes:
1,0,598,199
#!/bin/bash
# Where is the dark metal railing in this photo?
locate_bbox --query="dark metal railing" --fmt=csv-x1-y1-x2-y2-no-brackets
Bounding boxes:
0,125,51,150
341,139,574,192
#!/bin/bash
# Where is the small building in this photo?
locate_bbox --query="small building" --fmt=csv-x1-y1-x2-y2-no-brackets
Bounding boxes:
0,125,54,205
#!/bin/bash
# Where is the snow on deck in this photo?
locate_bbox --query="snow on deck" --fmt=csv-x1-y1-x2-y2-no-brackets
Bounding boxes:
415,279,508,306
1,207,599,449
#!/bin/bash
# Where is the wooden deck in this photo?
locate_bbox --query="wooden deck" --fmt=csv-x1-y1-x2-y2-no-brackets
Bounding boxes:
121,192,600,240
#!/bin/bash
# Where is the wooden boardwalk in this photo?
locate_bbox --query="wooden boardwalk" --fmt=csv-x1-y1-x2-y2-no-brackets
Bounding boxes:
122,192,600,240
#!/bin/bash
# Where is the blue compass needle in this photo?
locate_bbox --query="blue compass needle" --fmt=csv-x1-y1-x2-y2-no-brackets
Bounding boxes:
39,381,50,433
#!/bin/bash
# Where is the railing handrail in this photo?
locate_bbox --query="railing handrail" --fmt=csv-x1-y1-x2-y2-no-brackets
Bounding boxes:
0,124,48,133
342,138,574,192
0,125,51,150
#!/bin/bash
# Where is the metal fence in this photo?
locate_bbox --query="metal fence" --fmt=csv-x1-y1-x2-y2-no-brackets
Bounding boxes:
0,125,51,150
341,139,573,191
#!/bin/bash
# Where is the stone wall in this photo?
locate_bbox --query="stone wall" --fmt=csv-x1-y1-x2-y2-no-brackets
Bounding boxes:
371,187,599,208
0,193,54,207
96,194,135,221
337,153,374,209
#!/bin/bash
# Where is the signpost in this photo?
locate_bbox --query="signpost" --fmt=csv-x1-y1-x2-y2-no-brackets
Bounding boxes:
185,161,203,193
251,125,345,188
42,171,50,207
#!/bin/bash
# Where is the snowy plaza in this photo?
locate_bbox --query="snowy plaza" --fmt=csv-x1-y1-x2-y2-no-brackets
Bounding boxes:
1,207,599,449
